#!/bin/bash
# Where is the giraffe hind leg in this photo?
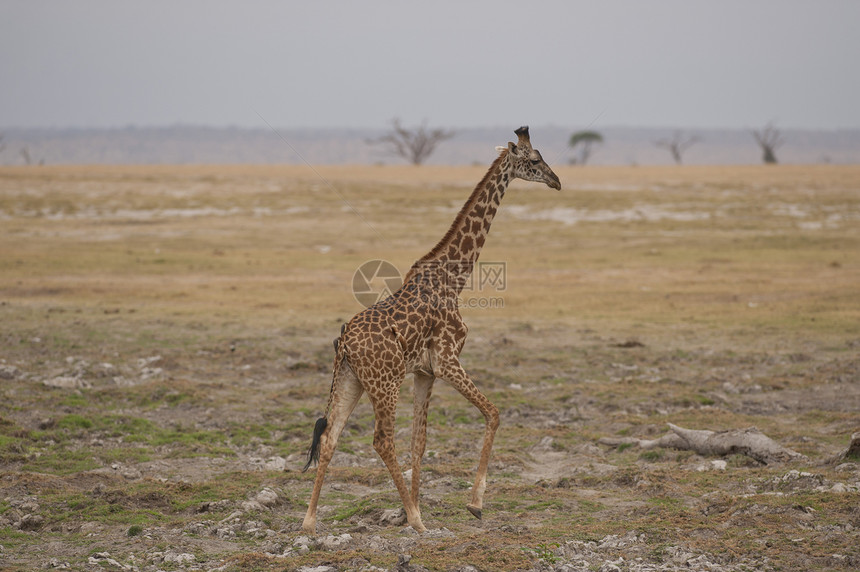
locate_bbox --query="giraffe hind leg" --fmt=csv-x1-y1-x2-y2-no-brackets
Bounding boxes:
301,363,363,534
368,381,427,533
410,372,435,510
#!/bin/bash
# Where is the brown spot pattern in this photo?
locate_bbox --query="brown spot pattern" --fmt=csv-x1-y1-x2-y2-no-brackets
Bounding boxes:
302,128,561,534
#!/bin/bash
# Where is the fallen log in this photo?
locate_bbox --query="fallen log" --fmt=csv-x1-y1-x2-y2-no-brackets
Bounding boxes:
599,423,806,465
836,431,860,463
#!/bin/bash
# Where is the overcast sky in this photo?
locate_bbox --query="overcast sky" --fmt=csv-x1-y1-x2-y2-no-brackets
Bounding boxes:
2,1,858,131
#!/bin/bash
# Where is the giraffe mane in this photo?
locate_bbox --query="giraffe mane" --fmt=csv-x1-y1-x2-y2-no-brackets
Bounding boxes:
415,149,508,264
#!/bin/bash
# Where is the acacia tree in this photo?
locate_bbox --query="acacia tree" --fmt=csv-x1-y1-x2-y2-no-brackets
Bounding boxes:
568,130,603,165
368,118,455,165
654,131,700,165
752,122,785,164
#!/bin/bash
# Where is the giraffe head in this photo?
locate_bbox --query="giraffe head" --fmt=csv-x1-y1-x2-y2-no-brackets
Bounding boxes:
505,126,561,191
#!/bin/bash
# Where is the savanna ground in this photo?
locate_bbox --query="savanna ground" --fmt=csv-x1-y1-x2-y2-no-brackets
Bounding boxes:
0,162,858,571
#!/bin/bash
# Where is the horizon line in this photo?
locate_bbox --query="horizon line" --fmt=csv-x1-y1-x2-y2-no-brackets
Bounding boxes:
3,123,860,133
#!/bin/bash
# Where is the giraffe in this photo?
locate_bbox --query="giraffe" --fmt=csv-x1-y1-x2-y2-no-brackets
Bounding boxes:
300,126,561,534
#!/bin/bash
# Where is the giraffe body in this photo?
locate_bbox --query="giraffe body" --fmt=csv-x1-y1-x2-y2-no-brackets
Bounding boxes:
301,127,560,533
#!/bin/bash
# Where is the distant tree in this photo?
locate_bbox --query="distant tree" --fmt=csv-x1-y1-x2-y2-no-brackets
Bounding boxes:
654,131,700,165
368,118,455,165
752,122,784,164
19,146,44,166
568,130,603,165
0,133,6,154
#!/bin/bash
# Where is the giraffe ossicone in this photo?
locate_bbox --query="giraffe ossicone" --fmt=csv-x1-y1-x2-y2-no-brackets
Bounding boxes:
300,126,561,534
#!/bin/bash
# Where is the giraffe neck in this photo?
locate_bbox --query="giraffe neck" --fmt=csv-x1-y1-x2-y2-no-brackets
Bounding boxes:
409,152,512,294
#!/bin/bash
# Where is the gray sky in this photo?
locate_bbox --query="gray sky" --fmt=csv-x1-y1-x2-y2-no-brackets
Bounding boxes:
2,1,858,130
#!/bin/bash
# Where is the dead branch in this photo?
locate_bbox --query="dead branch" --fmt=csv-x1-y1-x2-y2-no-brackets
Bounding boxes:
599,423,806,465
599,432,688,450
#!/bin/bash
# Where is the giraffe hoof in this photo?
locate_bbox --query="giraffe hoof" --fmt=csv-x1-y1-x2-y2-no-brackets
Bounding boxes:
467,505,482,520
301,519,317,534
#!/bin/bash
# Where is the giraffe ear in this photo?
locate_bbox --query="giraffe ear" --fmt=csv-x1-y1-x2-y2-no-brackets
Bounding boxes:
507,141,518,156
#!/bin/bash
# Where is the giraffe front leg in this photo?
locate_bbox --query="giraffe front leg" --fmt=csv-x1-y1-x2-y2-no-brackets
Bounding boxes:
466,395,499,519
434,357,499,520
410,372,435,511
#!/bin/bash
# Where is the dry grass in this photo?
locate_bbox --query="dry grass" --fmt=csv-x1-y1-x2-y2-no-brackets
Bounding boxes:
0,163,859,570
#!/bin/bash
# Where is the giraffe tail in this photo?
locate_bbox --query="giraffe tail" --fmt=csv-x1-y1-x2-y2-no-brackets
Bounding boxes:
302,417,327,472
302,323,348,473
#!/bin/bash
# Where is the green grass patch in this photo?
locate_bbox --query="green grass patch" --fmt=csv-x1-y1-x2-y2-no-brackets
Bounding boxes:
639,450,665,462
0,432,25,451
578,500,605,513
329,497,389,522
522,542,561,564
19,448,100,474
127,524,144,537
60,393,89,408
647,496,684,510
57,414,94,430
526,500,566,512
